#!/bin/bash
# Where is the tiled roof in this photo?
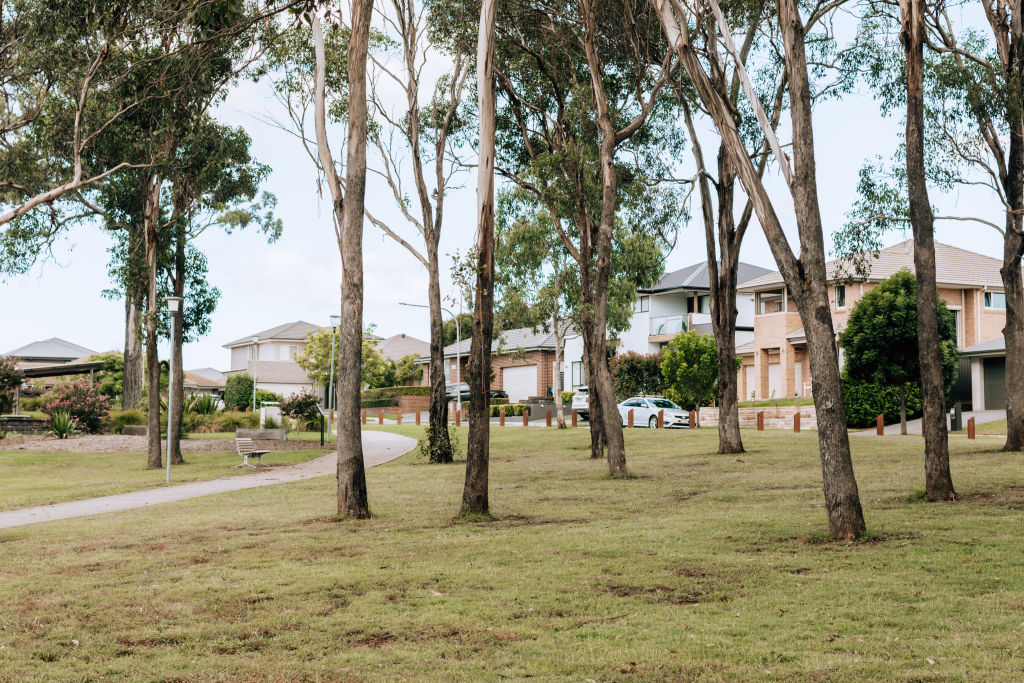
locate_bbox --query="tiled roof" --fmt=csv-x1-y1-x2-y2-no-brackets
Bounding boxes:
188,367,226,384
184,371,224,389
417,326,575,361
376,334,429,362
962,336,1006,356
738,240,1005,291
641,261,774,293
224,321,321,348
5,337,96,361
736,341,755,355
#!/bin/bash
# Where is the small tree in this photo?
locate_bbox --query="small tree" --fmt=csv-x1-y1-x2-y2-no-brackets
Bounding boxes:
661,332,717,427
393,354,422,386
838,269,958,434
87,352,124,400
223,373,254,412
41,379,112,434
280,389,321,430
296,328,392,389
610,352,666,401
0,356,23,413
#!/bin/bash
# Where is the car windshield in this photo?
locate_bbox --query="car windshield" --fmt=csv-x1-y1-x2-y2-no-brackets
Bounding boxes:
649,399,679,409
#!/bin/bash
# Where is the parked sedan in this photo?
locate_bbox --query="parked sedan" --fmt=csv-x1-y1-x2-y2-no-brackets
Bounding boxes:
617,396,690,429
445,383,509,403
571,386,589,420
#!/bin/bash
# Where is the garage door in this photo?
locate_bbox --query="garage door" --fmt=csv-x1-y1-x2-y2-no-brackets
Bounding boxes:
984,357,1006,410
502,365,538,403
768,363,781,399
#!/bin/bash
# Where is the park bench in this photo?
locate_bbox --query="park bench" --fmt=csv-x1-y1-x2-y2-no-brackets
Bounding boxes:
235,437,269,467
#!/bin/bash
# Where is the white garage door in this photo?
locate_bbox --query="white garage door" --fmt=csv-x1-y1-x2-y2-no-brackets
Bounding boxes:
503,365,538,403
744,365,755,400
768,363,782,399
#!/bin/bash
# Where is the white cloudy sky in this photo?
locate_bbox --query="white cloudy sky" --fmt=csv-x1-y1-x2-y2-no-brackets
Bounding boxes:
0,14,1006,370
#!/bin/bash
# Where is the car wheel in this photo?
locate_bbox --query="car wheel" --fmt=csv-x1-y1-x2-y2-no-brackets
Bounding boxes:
579,412,588,421
648,416,658,429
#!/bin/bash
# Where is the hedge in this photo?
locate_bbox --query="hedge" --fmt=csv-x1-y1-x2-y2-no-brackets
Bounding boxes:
464,397,510,408
561,391,575,404
841,377,923,429
361,386,431,400
361,398,398,409
490,404,529,417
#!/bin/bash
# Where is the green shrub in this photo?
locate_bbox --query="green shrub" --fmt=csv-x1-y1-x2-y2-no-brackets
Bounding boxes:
107,409,145,434
841,376,923,428
417,424,461,462
0,355,23,413
223,374,254,411
280,390,322,424
212,411,259,432
19,396,42,411
561,391,575,404
41,379,112,433
182,411,214,434
464,397,510,408
361,386,431,400
361,398,398,409
48,411,79,439
184,393,219,415
255,389,282,406
490,404,529,417
263,416,280,429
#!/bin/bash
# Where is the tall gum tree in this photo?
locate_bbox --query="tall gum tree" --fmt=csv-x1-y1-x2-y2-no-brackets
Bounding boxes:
655,0,867,539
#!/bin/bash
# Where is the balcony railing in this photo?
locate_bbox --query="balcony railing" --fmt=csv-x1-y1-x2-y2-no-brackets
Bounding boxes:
650,314,685,337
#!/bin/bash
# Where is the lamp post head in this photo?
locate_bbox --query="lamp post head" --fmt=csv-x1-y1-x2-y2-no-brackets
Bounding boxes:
330,315,341,326
166,296,183,313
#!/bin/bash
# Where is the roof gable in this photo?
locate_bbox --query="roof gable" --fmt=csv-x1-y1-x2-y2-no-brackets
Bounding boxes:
5,337,97,360
223,321,321,348
643,261,774,293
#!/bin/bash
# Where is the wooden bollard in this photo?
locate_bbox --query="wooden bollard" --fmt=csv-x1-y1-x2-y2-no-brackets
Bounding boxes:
757,411,764,431
689,411,696,429
455,408,461,427
546,409,552,427
523,409,529,427
658,409,664,428
378,409,384,425
361,409,366,425
876,414,884,436
571,409,577,428
968,416,976,439
794,412,800,433
415,411,421,425
628,409,634,428
499,407,505,426
396,411,402,425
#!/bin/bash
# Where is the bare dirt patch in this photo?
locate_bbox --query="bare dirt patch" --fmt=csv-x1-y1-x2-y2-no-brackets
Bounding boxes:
4,434,329,453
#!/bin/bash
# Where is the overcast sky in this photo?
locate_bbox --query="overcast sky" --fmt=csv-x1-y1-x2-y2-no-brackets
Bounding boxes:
0,24,1006,371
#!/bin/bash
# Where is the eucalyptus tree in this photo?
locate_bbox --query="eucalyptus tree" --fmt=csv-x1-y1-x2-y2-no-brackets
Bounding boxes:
656,0,867,539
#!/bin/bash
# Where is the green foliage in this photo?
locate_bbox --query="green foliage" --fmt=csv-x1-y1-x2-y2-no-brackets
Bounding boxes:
0,355,24,413
48,411,79,440
41,380,112,434
361,398,398,409
19,396,42,411
184,394,218,415
263,416,280,429
296,328,395,389
107,410,145,434
841,376,923,429
418,424,460,463
393,354,423,385
360,386,431,400
223,374,254,411
838,269,958,394
561,391,575,404
491,404,529,417
254,389,282,406
661,332,718,411
210,411,259,432
85,353,124,399
442,313,475,348
280,390,322,424
609,352,666,400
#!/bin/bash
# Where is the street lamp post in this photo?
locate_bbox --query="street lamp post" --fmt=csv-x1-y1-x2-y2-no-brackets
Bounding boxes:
328,314,340,437
399,301,461,412
165,296,183,483
251,335,259,416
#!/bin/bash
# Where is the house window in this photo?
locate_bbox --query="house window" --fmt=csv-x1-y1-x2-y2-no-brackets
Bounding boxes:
571,361,586,387
698,295,710,313
639,295,649,313
836,285,846,309
757,289,785,315
985,292,1006,309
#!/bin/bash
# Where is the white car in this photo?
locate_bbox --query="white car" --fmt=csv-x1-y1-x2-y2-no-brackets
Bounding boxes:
571,386,589,420
618,396,690,429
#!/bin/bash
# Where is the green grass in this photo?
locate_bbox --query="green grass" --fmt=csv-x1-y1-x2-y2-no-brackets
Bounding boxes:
738,397,816,408
953,418,1008,435
0,447,327,511
189,430,332,442
1,426,1023,680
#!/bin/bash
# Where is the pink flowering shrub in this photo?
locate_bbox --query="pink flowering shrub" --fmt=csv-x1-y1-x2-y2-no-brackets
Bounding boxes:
41,379,112,434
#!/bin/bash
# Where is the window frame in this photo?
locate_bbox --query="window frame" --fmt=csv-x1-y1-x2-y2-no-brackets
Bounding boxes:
835,284,846,310
984,291,1006,310
639,295,650,313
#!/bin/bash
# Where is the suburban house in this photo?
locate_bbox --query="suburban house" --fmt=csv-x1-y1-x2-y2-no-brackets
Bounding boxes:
183,370,225,396
416,327,564,403
560,260,772,392
223,321,322,398
736,240,1006,401
961,336,1012,410
376,333,429,364
5,338,97,370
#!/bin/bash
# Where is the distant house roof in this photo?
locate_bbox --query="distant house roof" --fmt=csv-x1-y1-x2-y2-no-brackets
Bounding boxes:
223,321,321,348
416,326,575,362
376,333,429,362
640,261,774,294
184,370,225,390
736,341,755,355
187,367,226,384
962,336,1006,357
5,338,97,362
739,240,1005,292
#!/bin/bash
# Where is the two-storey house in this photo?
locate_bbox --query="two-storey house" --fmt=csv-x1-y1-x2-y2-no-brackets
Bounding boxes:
736,240,1006,401
223,321,322,397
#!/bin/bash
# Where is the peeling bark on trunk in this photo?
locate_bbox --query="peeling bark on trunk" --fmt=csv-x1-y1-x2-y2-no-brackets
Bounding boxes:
902,0,955,497
426,239,453,462
462,0,497,517
143,174,162,470
655,0,866,538
313,7,373,519
1000,55,1024,452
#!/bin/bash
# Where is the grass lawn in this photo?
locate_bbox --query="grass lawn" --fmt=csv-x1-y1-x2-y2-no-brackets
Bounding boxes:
1,426,1022,680
953,418,1008,435
0,447,327,512
737,397,816,408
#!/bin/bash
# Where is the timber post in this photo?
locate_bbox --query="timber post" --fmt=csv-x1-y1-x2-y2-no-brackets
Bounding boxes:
689,411,696,429
546,409,552,427
794,412,800,433
967,416,975,439
628,409,634,428
499,407,505,426
757,411,764,431
876,414,884,436
361,410,366,425
658,409,664,428
571,409,577,428
378,409,383,425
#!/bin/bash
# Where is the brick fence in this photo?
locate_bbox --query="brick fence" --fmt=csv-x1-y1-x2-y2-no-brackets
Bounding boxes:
397,395,431,414
0,417,47,434
699,405,817,430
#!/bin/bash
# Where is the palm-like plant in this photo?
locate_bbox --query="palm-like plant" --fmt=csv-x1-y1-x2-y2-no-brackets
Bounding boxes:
48,411,80,439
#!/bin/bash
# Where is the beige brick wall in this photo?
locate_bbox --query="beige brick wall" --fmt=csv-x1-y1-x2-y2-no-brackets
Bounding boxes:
441,349,556,399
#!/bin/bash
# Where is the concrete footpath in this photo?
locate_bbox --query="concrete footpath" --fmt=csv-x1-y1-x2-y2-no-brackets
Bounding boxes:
0,430,416,530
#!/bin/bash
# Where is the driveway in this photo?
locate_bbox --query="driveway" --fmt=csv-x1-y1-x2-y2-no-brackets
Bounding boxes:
854,410,1006,436
0,430,416,530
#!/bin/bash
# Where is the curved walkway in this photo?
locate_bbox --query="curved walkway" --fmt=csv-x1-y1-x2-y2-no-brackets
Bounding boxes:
0,430,416,530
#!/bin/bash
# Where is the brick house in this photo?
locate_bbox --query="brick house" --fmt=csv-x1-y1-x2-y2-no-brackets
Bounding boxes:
736,240,1006,400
